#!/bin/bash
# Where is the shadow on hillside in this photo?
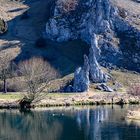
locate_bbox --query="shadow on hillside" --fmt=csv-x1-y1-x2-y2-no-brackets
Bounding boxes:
116,30,140,73
0,0,89,76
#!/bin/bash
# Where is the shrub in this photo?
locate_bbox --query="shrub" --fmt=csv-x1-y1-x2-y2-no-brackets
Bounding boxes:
0,18,8,35
128,83,140,96
57,0,78,13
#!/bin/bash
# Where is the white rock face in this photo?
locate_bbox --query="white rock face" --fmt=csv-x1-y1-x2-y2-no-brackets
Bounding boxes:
46,0,140,71
46,0,115,42
73,55,90,92
89,34,108,83
46,0,140,90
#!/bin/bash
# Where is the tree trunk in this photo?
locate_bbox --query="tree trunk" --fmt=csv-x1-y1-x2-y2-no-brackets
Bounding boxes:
3,78,7,93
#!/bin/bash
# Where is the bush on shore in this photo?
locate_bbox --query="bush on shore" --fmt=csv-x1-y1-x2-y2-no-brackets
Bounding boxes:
128,83,140,96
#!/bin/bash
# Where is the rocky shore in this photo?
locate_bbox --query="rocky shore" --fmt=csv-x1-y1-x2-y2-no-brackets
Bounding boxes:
0,99,19,109
126,109,140,120
0,92,139,109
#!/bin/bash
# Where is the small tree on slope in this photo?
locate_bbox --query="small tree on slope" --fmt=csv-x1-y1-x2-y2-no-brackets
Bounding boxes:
18,57,59,106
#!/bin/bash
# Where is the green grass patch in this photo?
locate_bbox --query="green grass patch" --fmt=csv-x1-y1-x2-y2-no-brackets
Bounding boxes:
0,93,23,100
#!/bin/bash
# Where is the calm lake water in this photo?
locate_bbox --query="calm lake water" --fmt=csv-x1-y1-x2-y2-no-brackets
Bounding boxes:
0,105,140,140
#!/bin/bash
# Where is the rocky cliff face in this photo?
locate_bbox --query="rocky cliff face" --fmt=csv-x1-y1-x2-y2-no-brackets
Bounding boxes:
46,0,140,91
73,55,90,92
46,0,115,43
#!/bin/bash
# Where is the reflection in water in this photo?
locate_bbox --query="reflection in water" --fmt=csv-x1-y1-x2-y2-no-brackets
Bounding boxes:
0,105,140,140
0,110,63,140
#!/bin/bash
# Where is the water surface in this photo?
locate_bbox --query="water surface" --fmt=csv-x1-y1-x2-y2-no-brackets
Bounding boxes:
0,105,140,140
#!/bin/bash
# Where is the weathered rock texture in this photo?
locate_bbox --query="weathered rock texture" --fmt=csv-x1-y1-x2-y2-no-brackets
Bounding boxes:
73,55,90,92
0,18,8,35
46,0,114,43
73,34,108,92
46,0,140,72
46,0,140,91
89,34,108,83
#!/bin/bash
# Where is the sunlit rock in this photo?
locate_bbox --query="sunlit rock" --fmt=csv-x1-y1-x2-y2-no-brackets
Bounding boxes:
73,55,90,92
89,34,108,83
46,0,140,91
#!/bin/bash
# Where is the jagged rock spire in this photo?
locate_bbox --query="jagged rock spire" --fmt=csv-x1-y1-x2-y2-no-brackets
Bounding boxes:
73,34,108,92
89,34,108,83
73,55,90,92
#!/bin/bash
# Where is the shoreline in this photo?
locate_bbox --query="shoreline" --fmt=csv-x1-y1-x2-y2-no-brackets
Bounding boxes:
0,92,140,109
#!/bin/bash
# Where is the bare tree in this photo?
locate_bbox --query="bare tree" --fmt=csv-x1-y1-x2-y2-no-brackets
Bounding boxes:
0,51,14,93
18,57,59,103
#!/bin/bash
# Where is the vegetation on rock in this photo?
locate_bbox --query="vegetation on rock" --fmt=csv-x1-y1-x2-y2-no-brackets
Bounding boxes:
0,18,8,35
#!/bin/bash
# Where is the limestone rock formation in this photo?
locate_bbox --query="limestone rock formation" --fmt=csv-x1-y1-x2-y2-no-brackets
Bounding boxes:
89,34,108,83
73,34,108,92
73,55,90,92
46,0,140,91
46,0,140,72
96,83,114,92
